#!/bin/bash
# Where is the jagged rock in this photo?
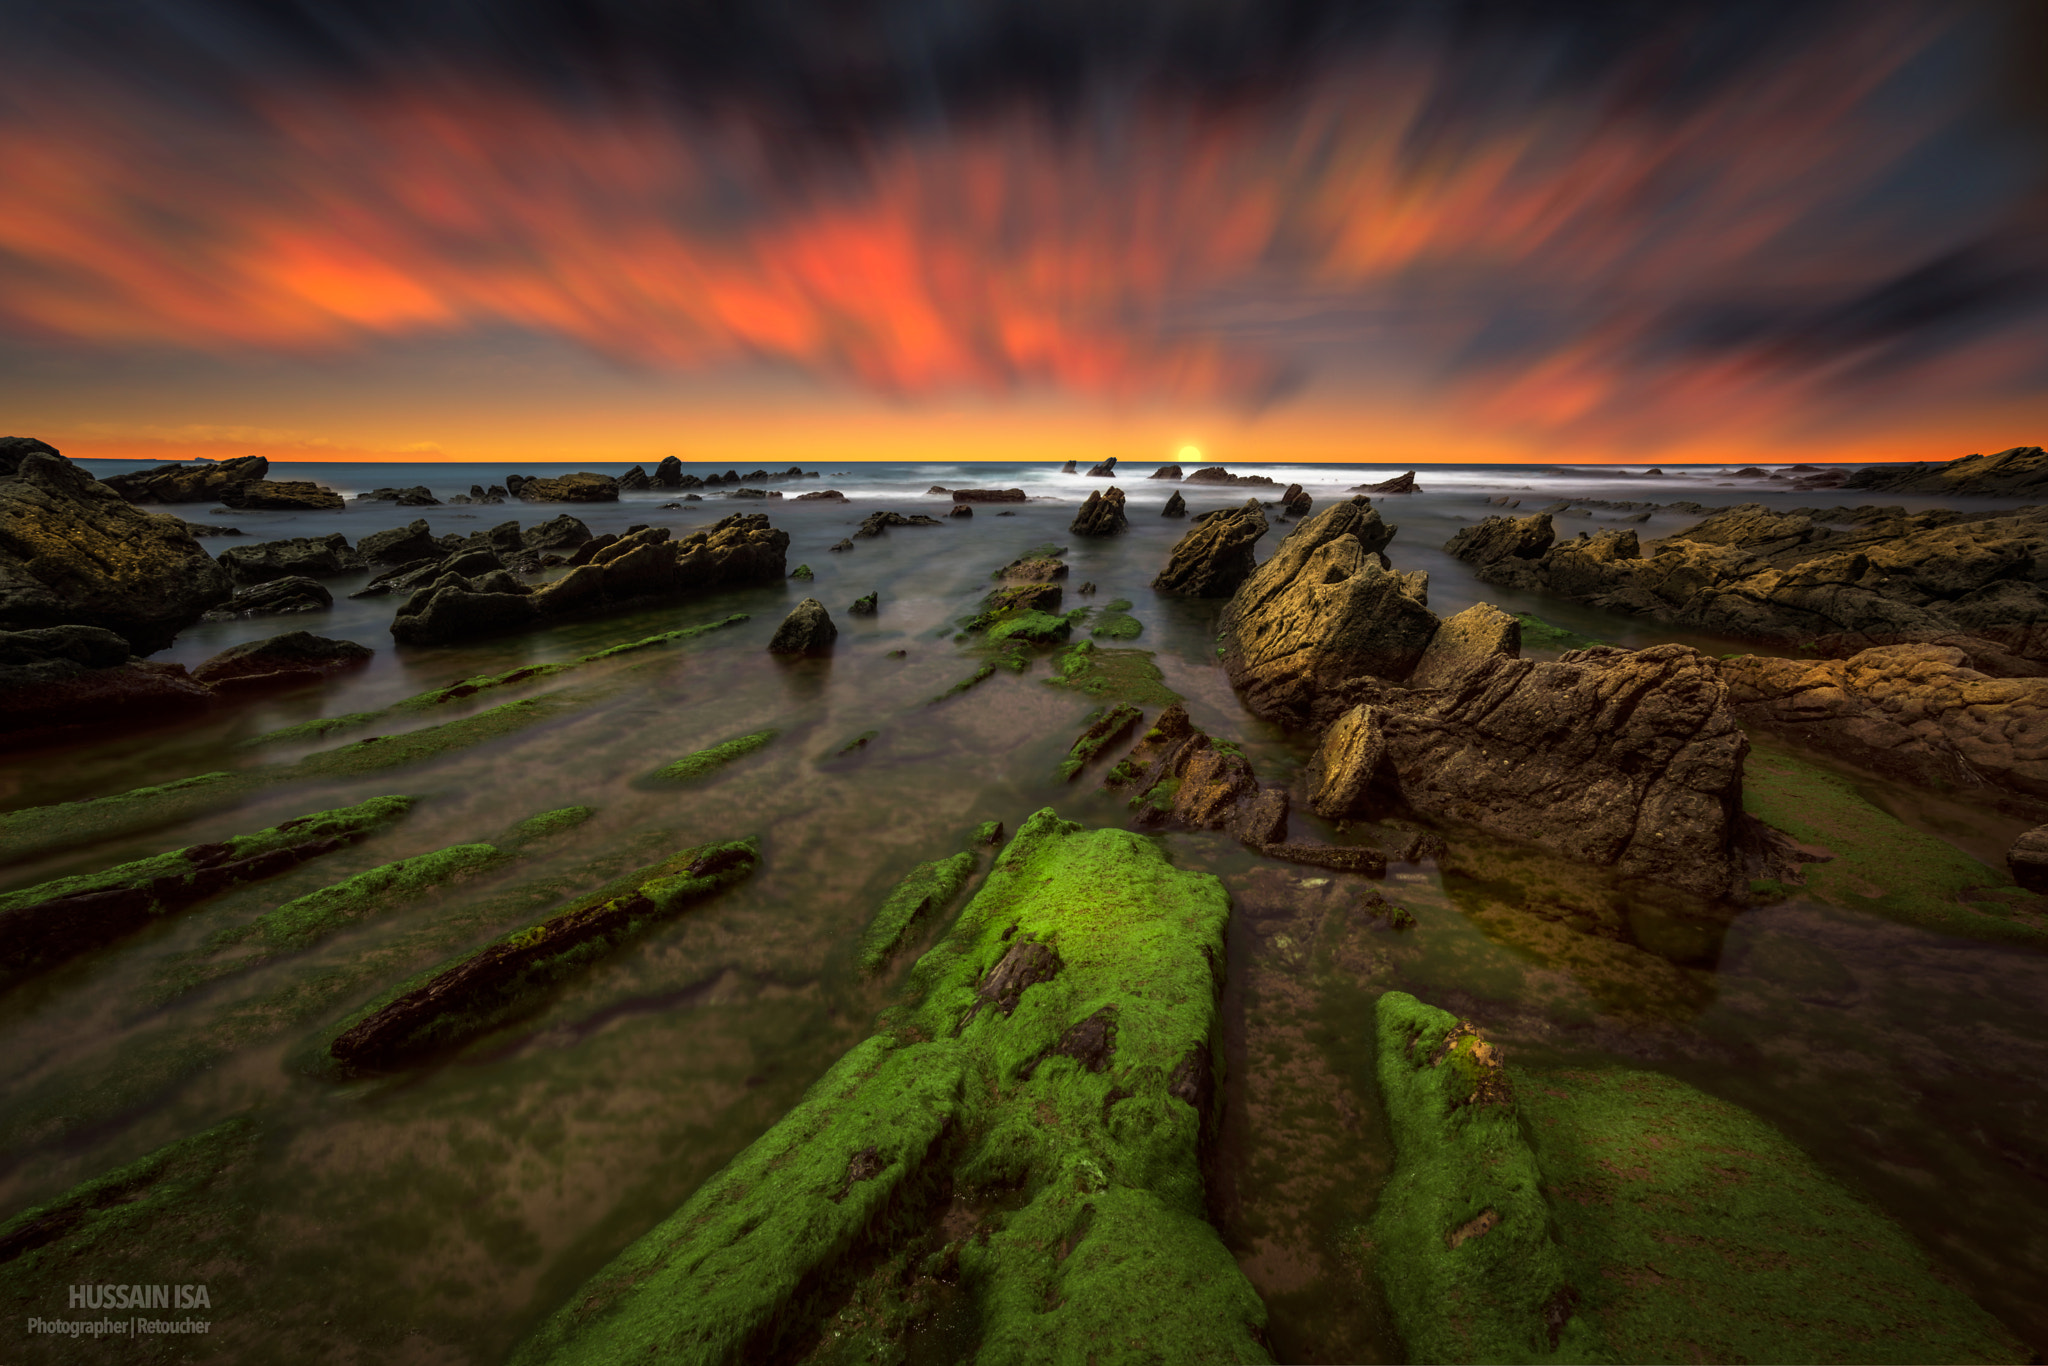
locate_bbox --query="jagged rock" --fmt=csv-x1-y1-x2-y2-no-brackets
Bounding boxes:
220,479,345,511
390,580,537,644
1185,466,1277,487
523,513,593,551
1279,483,1312,516
1085,460,1118,477
795,489,848,502
1070,487,1128,536
202,575,333,620
1846,445,2048,496
1162,490,1187,517
98,454,269,503
1353,470,1420,494
949,503,973,518
567,533,618,567
829,538,854,552
357,519,440,565
1060,460,1078,473
0,450,234,651
768,598,837,654
177,520,243,538
1718,644,2048,801
926,485,949,494
849,592,878,615
1409,604,1520,690
854,510,944,537
619,466,652,491
727,488,778,499
1445,502,2048,667
1150,465,1183,481
1220,497,1432,726
357,486,439,506
1153,501,1267,597
217,533,363,585
513,472,620,502
0,625,212,734
952,488,1027,503
191,631,373,689
1306,644,1748,898
653,456,685,487
993,554,1068,582
2009,826,2048,892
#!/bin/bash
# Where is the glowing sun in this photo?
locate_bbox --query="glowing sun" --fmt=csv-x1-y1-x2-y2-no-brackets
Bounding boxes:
1177,444,1203,462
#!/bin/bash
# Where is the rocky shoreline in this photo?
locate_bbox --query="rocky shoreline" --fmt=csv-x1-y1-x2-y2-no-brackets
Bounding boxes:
2,439,2043,1362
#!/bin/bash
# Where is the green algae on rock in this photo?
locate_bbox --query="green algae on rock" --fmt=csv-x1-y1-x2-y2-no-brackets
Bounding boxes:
1370,991,2025,1364
1044,639,1181,706
1745,741,2045,944
0,1116,257,1280
512,809,1269,1366
1090,598,1143,640
321,836,759,1075
858,849,980,973
0,770,256,867
0,795,416,989
640,729,779,785
985,609,1072,644
1515,613,1607,653
1058,703,1144,781
230,806,596,954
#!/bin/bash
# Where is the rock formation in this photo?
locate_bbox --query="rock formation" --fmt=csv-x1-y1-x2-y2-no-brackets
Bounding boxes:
653,456,685,487
1445,502,2048,668
1278,483,1312,516
1306,644,1748,898
191,632,374,690
218,534,363,585
0,625,213,735
510,472,620,502
356,486,439,506
220,479,345,511
1153,500,1268,597
848,591,878,615
0,449,234,651
768,598,837,654
357,519,441,565
203,576,334,620
1185,466,1277,487
1719,644,2048,802
1150,464,1183,480
951,488,1027,502
1069,487,1128,536
1084,459,1118,476
618,466,651,491
99,454,270,503
854,510,944,537
792,488,847,502
949,503,973,518
1845,445,2048,496
2009,826,2048,891
1162,490,1187,517
1353,470,1420,494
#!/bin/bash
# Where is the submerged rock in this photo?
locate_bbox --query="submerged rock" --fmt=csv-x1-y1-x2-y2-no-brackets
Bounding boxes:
0,449,234,651
1153,500,1267,597
201,575,333,620
849,591,878,615
992,553,1069,582
0,625,213,735
1070,486,1128,536
511,810,1269,1366
793,488,848,502
191,631,373,690
1057,702,1143,781
768,598,837,654
854,510,944,537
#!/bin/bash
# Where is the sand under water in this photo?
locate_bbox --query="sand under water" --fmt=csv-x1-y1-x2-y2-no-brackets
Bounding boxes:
2,460,2044,1363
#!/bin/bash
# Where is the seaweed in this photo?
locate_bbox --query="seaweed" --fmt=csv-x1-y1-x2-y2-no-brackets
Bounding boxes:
1044,640,1181,706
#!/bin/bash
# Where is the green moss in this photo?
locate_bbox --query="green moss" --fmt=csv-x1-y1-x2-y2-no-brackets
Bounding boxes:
1103,599,1133,612
972,820,1005,846
1057,703,1144,782
1091,612,1143,640
858,850,978,973
1516,614,1607,653
0,1117,258,1285
319,837,760,1075
239,843,502,953
0,771,256,867
642,729,780,785
501,805,597,849
1044,639,1181,706
1744,742,2042,944
513,810,1268,1366
986,610,1072,644
832,729,881,756
0,795,416,988
791,563,814,580
929,661,998,703
1369,992,2024,1365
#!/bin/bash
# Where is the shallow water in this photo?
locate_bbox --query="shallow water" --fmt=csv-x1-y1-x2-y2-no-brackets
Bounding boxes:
3,461,2043,1362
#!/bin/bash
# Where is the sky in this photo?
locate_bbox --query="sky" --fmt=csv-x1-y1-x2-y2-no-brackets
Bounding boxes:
2,0,2045,468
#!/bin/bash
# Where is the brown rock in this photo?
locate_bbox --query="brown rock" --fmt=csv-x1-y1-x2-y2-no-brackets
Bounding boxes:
1150,465,1183,481
0,625,213,735
192,631,373,690
952,488,1027,503
1409,603,1520,690
219,479,345,511
1152,501,1267,597
768,598,837,654
96,453,269,503
1352,470,1420,494
2008,826,2048,892
512,472,621,502
1070,487,1128,536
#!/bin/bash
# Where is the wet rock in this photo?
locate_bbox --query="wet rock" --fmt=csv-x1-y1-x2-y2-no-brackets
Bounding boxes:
203,576,334,621
1162,490,1187,517
855,510,944,537
1408,603,1521,690
949,503,973,517
1069,487,1128,536
1444,511,1556,565
1150,464,1183,481
1219,496,1433,726
191,631,373,690
768,598,837,654
849,591,878,615
926,485,949,494
356,485,439,506
217,533,362,585
219,479,345,511
176,520,243,537
2008,826,2048,892
828,538,854,552
1058,703,1143,781
619,466,652,491
1185,466,1278,487
794,488,848,502
1352,470,1420,494
512,471,620,502
0,625,213,734
1085,459,1118,477
1279,483,1312,516
357,519,441,565
951,488,1028,503
1718,644,2048,802
523,513,594,551
96,453,270,503
1845,445,2048,496
992,554,1069,582
1308,644,1748,897
0,450,234,650
390,582,537,644
653,456,684,487
789,563,813,580
1152,500,1267,597
1109,701,1309,856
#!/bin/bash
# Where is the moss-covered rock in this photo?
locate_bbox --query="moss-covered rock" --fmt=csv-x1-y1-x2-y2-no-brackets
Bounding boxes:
1516,613,1608,653
0,771,253,867
1745,741,2044,943
1058,703,1144,781
640,729,779,785
1370,991,2024,1364
512,809,1268,1366
986,610,1072,644
858,849,979,973
321,836,759,1075
0,795,416,988
1044,639,1180,706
